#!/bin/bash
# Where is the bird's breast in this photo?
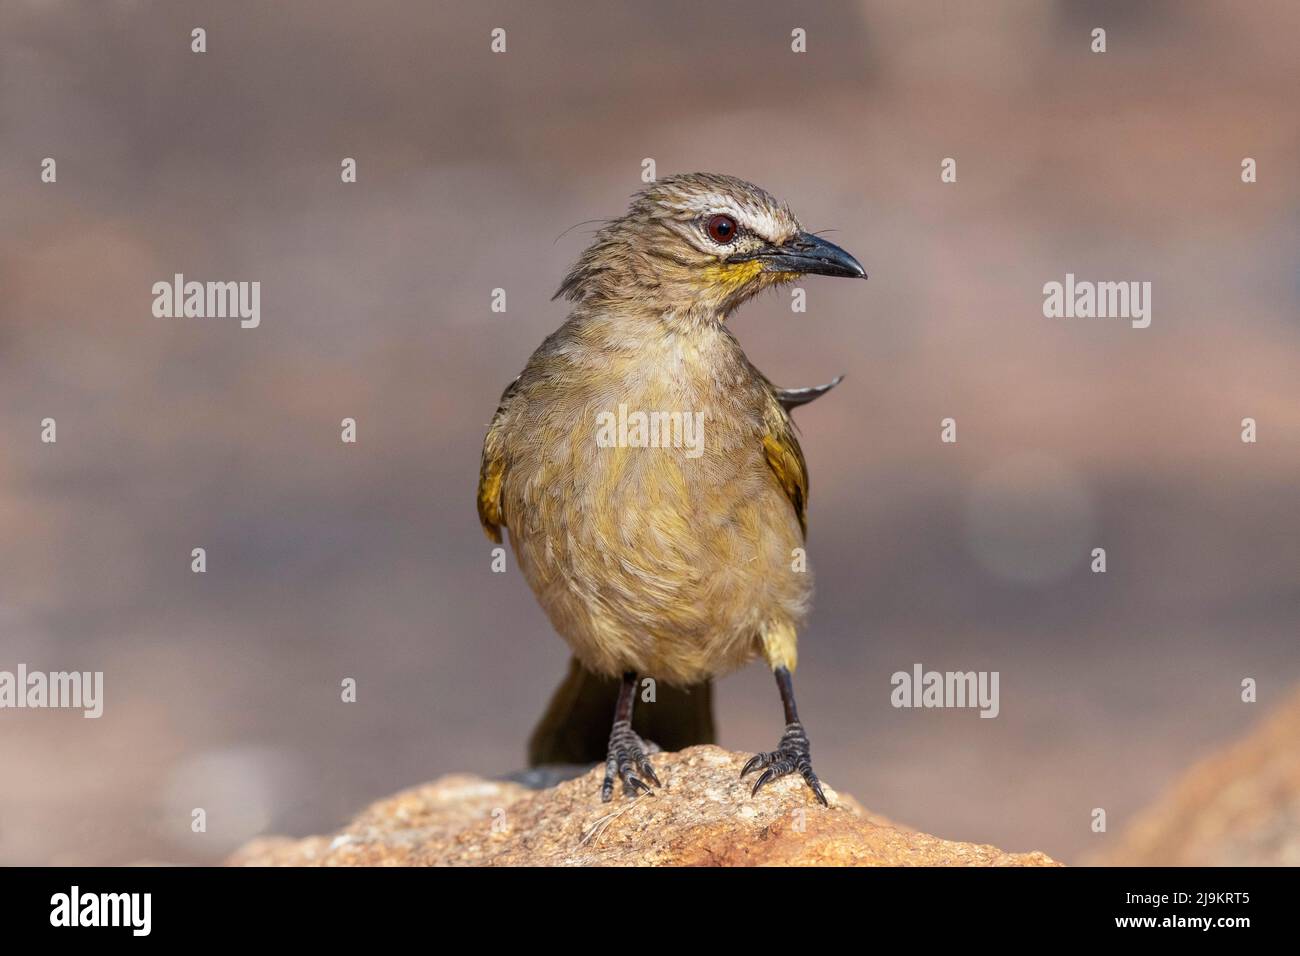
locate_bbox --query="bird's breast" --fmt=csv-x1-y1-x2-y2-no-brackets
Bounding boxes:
501,321,809,681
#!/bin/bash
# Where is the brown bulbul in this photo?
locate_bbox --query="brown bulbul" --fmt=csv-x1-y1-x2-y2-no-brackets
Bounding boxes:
478,173,866,804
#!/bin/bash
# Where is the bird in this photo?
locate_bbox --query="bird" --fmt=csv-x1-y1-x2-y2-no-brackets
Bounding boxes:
477,172,866,805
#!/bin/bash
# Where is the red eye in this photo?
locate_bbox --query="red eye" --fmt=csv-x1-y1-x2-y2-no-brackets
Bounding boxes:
706,214,738,244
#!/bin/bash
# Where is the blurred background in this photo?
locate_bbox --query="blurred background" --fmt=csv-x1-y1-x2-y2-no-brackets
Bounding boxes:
1,0,1296,865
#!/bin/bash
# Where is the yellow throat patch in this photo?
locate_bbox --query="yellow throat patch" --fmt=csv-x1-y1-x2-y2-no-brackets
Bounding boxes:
701,259,766,292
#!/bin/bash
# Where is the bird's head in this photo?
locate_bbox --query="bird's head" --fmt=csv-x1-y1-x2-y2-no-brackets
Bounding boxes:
555,172,866,318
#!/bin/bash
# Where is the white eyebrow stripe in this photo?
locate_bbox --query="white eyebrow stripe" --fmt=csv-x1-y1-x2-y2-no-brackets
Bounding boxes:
675,195,790,243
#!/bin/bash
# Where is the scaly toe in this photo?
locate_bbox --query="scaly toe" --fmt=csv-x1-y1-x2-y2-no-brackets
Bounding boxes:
744,722,827,805
601,720,659,801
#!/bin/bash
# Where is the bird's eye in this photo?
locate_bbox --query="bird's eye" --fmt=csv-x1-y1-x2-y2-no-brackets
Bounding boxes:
706,214,738,244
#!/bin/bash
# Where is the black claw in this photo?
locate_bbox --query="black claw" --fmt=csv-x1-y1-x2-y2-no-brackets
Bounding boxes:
750,767,778,797
639,761,662,788
740,753,765,778
803,770,829,807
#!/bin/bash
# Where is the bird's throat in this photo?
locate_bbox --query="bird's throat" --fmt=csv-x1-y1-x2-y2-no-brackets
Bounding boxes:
700,259,765,291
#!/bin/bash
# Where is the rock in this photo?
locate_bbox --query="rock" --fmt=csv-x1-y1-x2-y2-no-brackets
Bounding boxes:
228,745,1058,866
1096,689,1300,866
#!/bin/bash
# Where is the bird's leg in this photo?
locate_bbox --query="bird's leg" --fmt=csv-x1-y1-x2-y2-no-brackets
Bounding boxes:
601,671,661,801
741,666,828,806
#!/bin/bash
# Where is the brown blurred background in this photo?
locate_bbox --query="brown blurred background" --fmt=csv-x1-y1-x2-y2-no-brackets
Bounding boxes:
0,0,1296,865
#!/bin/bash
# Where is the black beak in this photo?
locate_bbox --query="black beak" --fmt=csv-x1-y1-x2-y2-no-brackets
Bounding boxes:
753,232,867,280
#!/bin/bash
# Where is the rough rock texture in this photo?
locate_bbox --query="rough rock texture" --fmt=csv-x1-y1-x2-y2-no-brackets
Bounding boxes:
229,745,1058,866
1097,689,1300,866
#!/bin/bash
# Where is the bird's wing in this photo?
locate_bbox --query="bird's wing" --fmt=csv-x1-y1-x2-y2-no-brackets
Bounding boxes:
477,376,520,543
760,393,809,538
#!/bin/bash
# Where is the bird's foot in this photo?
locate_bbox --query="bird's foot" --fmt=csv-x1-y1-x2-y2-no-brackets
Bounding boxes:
741,721,828,807
601,720,661,802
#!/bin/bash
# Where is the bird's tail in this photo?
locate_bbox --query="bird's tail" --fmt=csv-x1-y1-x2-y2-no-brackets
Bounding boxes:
527,656,716,766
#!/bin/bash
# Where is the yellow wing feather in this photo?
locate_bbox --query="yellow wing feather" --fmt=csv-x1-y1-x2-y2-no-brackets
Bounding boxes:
477,378,519,543
760,394,809,537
